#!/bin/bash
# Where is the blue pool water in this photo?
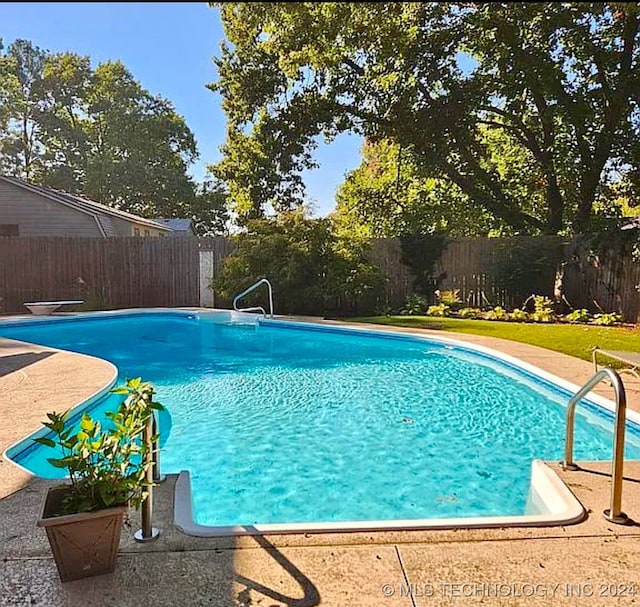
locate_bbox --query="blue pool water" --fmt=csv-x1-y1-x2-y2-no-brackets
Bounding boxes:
3,311,640,527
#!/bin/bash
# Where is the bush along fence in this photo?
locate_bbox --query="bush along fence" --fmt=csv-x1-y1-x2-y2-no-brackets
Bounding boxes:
368,236,640,323
1,234,638,322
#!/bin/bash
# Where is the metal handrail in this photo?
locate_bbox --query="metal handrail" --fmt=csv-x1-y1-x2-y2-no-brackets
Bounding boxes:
134,412,161,543
233,278,273,318
561,368,630,524
152,411,165,484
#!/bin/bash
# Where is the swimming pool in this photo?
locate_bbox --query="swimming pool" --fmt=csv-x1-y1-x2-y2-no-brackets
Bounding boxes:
3,310,639,534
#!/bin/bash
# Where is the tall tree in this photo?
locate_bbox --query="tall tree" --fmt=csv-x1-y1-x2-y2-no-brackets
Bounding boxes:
38,57,199,218
212,2,640,234
38,52,92,191
82,60,198,217
0,40,14,134
191,178,230,236
0,44,208,222
0,39,47,180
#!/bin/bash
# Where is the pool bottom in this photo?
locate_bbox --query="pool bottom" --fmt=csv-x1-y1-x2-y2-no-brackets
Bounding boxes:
173,459,585,537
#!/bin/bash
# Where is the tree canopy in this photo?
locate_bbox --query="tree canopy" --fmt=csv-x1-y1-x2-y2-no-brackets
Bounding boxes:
0,39,228,233
333,130,548,238
212,2,640,234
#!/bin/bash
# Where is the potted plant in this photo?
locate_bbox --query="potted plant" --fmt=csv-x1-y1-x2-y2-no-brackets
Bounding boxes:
34,378,162,582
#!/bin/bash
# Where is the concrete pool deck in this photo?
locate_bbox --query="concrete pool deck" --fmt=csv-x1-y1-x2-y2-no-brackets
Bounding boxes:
1,314,640,606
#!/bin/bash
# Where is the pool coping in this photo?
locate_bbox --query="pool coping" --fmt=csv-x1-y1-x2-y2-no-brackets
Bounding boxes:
0,341,119,478
0,308,633,537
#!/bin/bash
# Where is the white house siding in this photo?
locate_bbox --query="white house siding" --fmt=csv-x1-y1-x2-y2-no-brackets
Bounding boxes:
0,180,102,236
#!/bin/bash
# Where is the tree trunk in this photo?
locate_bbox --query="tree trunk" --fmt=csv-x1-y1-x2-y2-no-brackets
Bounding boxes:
544,171,564,235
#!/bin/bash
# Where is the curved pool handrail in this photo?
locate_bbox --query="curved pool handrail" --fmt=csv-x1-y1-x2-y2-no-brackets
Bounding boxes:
233,278,273,318
561,367,629,525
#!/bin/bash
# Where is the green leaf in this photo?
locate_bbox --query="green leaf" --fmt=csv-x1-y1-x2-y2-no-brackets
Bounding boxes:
128,377,142,390
80,415,95,432
52,419,65,434
34,437,56,448
46,458,69,469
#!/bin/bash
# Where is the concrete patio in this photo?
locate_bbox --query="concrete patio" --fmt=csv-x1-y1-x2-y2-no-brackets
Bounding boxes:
1,317,640,606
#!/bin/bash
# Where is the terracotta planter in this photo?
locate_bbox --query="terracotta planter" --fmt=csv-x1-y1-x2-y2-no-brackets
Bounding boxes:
37,486,127,582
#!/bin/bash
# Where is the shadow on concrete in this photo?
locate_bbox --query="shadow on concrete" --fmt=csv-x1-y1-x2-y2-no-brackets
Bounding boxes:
235,533,321,606
0,352,53,377
567,464,640,528
574,464,640,485
0,472,322,606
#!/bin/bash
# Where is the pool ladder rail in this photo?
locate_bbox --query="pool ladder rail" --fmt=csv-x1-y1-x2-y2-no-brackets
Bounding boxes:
561,368,631,525
233,278,274,318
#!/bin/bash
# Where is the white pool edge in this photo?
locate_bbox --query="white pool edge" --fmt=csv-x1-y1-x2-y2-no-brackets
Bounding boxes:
173,460,586,537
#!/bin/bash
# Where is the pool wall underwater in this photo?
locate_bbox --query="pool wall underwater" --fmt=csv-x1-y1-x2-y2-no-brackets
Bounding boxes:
2,308,638,536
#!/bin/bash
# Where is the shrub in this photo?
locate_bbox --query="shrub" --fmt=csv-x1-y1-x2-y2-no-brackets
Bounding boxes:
591,313,622,326
213,212,386,317
564,308,591,323
458,307,482,319
401,294,429,315
437,289,462,308
484,306,509,321
509,308,529,322
399,231,449,294
377,305,395,317
426,303,451,317
531,295,555,323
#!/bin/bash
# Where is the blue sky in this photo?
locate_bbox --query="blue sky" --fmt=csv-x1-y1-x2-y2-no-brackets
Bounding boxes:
0,2,363,216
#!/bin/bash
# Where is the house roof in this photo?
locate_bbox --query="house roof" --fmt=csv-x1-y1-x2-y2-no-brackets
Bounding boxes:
157,218,194,232
0,175,172,232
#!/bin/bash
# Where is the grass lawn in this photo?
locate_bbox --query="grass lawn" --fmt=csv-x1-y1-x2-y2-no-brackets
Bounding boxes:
350,316,640,362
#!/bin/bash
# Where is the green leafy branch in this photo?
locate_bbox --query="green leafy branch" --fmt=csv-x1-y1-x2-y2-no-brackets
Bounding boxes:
34,378,163,515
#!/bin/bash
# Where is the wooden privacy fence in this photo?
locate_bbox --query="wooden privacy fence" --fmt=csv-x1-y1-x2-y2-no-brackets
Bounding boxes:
562,244,640,323
1,235,639,322
0,237,199,314
431,236,565,310
367,236,566,310
367,239,415,309
368,236,640,322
